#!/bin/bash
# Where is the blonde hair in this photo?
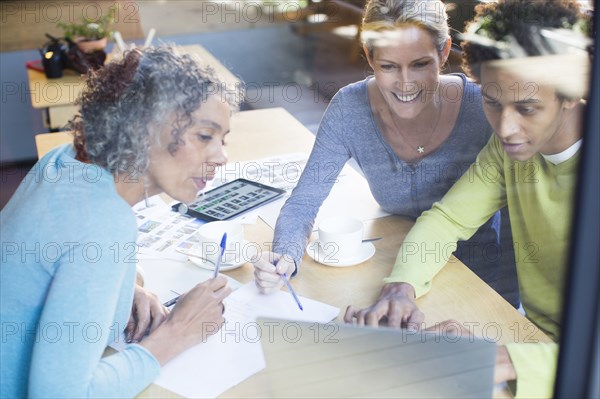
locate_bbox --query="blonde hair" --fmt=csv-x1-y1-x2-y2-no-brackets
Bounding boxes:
361,0,450,58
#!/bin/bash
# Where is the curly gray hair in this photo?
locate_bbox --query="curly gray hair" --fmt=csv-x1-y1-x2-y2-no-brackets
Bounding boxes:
71,46,242,175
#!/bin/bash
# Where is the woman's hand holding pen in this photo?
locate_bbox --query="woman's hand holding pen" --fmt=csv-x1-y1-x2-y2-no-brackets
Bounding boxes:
164,276,231,340
139,276,231,366
344,282,424,328
126,285,169,343
253,252,296,294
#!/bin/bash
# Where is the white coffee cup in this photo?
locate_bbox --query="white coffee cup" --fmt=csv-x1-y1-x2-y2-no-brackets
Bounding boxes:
195,221,244,265
318,216,363,262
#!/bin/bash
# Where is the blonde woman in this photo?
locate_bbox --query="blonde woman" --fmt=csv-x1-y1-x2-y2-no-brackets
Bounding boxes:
254,0,516,306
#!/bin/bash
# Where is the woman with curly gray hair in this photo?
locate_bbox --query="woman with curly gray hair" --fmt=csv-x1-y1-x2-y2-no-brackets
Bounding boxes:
0,47,239,398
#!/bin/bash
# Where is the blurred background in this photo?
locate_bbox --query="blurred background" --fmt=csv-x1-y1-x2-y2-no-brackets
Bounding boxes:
1,0,593,208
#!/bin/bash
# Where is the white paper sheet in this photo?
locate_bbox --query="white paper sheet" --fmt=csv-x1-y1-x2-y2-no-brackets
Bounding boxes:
154,298,265,399
231,282,340,323
151,282,339,398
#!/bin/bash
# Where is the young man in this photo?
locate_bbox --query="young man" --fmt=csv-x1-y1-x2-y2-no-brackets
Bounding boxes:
344,1,592,396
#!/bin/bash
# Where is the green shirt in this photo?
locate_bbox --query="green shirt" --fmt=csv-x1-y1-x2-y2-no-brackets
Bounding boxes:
385,135,578,397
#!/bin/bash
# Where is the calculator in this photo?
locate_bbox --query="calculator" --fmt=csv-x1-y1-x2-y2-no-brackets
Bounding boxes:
172,178,286,222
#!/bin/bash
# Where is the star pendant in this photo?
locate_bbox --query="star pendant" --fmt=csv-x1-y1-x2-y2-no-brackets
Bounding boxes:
417,146,425,154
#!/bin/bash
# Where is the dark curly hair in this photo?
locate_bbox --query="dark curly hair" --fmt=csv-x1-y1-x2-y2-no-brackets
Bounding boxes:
461,0,591,82
71,47,242,175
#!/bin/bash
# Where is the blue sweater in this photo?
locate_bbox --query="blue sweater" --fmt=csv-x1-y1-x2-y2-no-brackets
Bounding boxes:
1,145,160,398
274,75,510,290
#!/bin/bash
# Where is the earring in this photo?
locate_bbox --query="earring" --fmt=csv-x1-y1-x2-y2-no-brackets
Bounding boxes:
144,186,150,208
143,176,152,208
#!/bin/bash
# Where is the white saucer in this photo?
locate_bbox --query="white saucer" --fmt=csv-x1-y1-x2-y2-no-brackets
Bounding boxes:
184,241,254,272
306,240,375,267
188,254,247,272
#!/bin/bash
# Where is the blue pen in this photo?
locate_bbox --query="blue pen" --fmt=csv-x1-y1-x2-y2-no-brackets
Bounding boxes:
164,232,227,308
213,232,227,279
278,259,303,311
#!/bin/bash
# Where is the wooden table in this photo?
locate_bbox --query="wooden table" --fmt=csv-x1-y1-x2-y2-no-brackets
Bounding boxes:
26,44,240,130
136,107,550,398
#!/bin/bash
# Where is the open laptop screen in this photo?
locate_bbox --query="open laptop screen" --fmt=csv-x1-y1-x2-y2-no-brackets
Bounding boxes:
258,319,495,398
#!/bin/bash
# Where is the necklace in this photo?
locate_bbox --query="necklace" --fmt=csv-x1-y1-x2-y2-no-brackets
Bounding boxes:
390,99,443,155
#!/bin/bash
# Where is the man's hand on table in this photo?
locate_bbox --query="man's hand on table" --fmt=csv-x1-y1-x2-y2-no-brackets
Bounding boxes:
344,282,424,328
253,251,296,294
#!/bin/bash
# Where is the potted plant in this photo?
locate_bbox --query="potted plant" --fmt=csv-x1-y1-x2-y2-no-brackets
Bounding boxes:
57,6,115,53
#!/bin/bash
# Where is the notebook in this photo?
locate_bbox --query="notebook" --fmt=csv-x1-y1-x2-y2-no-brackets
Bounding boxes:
255,319,496,398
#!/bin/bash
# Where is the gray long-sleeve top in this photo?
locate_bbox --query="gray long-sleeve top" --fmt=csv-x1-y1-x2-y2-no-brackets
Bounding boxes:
273,74,505,285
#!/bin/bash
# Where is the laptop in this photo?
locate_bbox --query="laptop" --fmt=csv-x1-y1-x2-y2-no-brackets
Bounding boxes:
256,318,496,398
